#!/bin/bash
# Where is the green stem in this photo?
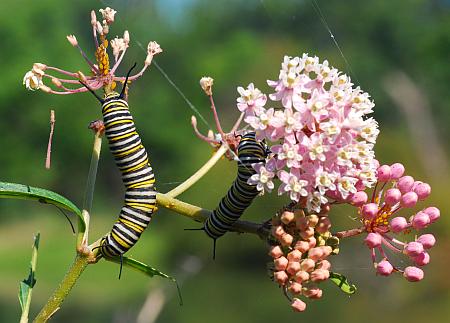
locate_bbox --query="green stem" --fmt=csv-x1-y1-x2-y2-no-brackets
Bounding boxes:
166,145,228,198
77,130,103,249
33,255,89,323
20,233,40,323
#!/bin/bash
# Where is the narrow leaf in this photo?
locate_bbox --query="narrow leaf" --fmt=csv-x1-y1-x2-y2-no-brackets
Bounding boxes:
329,272,357,295
106,256,183,305
19,233,40,323
0,182,84,227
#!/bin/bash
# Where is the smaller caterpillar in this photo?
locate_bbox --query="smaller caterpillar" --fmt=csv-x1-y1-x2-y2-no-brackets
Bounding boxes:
203,132,268,257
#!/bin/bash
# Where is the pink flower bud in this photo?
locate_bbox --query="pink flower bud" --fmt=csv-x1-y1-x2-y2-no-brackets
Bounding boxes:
291,298,307,312
400,192,418,208
361,203,379,219
274,256,289,271
412,212,430,230
310,269,330,282
398,176,414,193
299,227,314,239
317,260,331,270
307,236,317,248
294,270,310,283
384,188,401,206
404,241,424,257
423,206,440,223
295,240,310,253
274,271,289,285
288,282,303,295
377,260,394,276
350,191,368,206
403,266,424,282
413,252,430,266
316,217,331,233
281,233,294,247
364,232,382,248
417,234,436,249
272,225,285,239
319,246,333,258
300,258,316,272
390,217,408,233
286,261,301,275
303,287,323,299
413,182,431,200
269,245,284,259
377,165,391,182
296,216,309,230
390,163,405,179
308,247,324,262
281,211,295,224
307,214,319,227
287,249,302,262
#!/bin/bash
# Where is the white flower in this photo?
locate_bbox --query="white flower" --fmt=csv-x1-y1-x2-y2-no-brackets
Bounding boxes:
99,7,117,24
23,70,43,91
306,191,328,213
200,76,214,96
248,163,275,194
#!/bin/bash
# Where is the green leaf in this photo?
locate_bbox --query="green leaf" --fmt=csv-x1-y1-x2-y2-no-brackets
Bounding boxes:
329,272,357,295
106,256,183,305
0,182,84,226
19,233,40,322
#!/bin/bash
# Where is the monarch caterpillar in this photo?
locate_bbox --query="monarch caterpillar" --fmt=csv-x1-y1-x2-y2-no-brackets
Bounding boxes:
203,132,268,254
82,65,157,259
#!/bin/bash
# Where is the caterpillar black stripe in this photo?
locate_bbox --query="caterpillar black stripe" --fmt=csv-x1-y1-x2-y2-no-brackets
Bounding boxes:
82,66,156,258
204,132,268,242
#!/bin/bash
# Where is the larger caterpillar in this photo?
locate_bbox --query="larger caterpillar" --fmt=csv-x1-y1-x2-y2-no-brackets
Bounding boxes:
82,66,157,258
203,132,268,252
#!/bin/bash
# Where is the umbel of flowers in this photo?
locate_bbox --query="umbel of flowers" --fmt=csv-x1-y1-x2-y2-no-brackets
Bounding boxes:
241,54,379,213
23,7,162,95
268,205,339,312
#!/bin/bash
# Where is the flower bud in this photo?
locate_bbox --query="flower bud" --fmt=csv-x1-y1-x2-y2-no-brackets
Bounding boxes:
306,214,319,227
90,10,97,26
199,76,214,96
272,225,285,239
423,206,440,223
398,176,414,193
317,259,331,270
365,232,382,248
412,212,430,230
274,256,288,271
288,282,303,295
377,165,391,182
413,252,430,266
268,245,284,259
286,261,301,275
403,266,424,282
296,216,309,230
300,258,315,272
287,249,302,262
361,203,378,220
400,192,418,208
299,227,314,239
123,30,130,44
274,271,289,285
390,217,408,233
66,35,78,47
413,182,431,200
390,163,405,179
303,287,323,299
294,270,309,283
316,217,331,233
281,211,295,224
307,236,317,249
291,298,307,312
307,247,324,261
350,191,368,206
280,233,294,247
384,188,401,206
310,269,330,282
376,260,393,276
417,234,436,249
295,240,310,253
404,241,424,257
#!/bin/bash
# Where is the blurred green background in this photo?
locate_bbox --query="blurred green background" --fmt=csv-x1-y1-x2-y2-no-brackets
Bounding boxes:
1,0,449,322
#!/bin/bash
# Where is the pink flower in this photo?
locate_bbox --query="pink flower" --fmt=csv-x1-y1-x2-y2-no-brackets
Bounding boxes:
403,266,424,282
291,298,307,312
377,260,394,276
365,232,382,248
236,83,267,116
248,161,275,193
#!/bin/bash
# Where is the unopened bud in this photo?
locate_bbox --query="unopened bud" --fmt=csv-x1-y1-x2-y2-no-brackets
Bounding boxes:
268,245,284,259
288,282,302,295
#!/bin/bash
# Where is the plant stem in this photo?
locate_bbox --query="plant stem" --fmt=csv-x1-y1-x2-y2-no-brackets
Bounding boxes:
334,226,365,239
77,129,103,249
166,145,228,198
33,255,89,323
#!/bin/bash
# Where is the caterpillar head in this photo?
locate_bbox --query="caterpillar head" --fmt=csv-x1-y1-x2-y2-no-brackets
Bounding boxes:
80,62,137,105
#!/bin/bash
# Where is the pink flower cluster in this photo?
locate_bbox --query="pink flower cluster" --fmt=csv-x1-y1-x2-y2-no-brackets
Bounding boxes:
357,163,439,281
268,208,339,312
241,54,379,212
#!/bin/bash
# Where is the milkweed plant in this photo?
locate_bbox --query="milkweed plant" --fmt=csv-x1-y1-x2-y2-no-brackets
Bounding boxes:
2,6,438,321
